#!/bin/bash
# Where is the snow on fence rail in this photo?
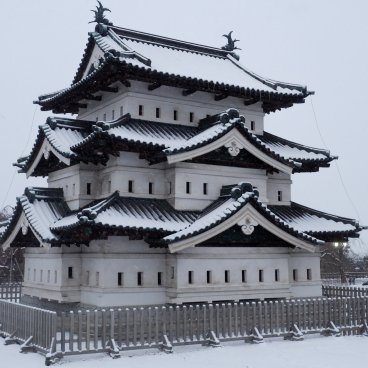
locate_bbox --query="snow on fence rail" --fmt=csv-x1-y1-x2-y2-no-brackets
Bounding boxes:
323,285,368,298
2,292,368,365
0,282,21,302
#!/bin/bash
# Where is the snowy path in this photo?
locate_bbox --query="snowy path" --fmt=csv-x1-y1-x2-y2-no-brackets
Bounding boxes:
1,335,367,367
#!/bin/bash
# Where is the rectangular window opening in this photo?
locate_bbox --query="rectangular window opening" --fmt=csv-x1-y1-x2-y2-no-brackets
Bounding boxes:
171,266,175,279
293,269,298,282
112,110,115,120
259,269,264,283
96,272,100,287
207,270,212,284
203,183,208,195
47,270,50,283
68,267,73,279
33,269,36,282
40,270,43,283
278,191,283,202
108,180,112,193
156,107,161,118
128,180,134,193
251,121,255,130
120,106,124,117
169,181,172,195
118,272,123,286
158,272,162,286
54,271,57,284
225,270,230,283
186,181,191,194
275,269,280,282
307,268,312,281
86,271,90,286
137,272,143,286
188,271,193,284
103,113,106,121
86,183,92,195
72,183,76,196
242,270,247,283
189,112,194,123
139,105,144,116
149,182,154,194
173,110,178,121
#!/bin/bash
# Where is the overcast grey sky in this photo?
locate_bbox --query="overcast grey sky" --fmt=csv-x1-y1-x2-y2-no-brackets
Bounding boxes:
1,0,367,253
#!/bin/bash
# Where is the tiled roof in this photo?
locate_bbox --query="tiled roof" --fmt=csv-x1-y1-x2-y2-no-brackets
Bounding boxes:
0,185,363,249
17,110,335,176
35,27,310,114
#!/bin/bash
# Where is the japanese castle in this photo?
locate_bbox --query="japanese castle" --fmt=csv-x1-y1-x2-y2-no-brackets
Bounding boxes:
0,4,364,307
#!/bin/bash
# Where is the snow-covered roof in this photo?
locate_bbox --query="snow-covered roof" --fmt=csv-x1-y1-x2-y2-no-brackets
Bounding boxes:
17,110,335,177
0,184,363,250
35,27,310,114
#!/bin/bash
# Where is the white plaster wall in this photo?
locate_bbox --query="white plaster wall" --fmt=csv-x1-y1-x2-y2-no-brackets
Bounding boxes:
77,80,264,133
267,172,292,205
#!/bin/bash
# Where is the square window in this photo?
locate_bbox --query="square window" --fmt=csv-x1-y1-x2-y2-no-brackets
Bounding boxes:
188,271,194,284
186,182,191,194
225,270,230,283
275,269,280,282
307,268,312,280
128,180,134,193
68,267,73,279
137,272,143,286
156,107,161,118
139,105,144,116
118,272,123,286
207,270,212,284
259,269,264,282
149,182,154,194
203,183,208,195
86,183,92,195
242,270,247,283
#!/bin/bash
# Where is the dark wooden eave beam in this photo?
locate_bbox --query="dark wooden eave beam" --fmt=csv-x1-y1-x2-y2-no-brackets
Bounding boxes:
84,94,102,101
100,86,119,93
148,82,162,91
244,97,260,106
182,88,197,96
214,93,229,101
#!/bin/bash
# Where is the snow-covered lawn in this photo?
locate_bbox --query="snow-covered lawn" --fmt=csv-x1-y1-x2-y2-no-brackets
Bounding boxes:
1,335,367,367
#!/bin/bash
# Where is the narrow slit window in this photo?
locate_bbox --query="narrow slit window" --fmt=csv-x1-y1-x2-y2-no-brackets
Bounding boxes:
27,268,30,281
242,270,247,283
225,270,230,283
47,270,50,283
171,266,175,279
186,181,191,194
120,106,123,116
118,272,123,286
40,270,43,282
139,105,144,116
259,269,264,282
86,271,90,286
68,267,73,279
72,184,76,196
189,112,194,123
103,113,106,121
96,272,100,286
65,185,68,195
128,180,134,193
108,180,112,193
173,110,178,121
293,269,298,281
96,116,98,122
112,109,115,120
251,121,255,130
158,272,162,286
207,270,212,284
86,183,92,195
156,107,161,118
137,272,143,286
33,269,36,282
275,269,280,282
188,271,193,284
203,183,208,195
169,181,172,195
278,191,283,202
307,268,312,280
149,182,154,194
54,271,57,284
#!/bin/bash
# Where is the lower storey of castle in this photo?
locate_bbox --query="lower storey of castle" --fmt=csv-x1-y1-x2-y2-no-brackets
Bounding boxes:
21,237,322,307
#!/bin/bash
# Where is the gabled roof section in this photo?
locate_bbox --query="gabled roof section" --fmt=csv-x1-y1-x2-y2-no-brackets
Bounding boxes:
35,26,311,114
0,187,69,249
19,110,336,177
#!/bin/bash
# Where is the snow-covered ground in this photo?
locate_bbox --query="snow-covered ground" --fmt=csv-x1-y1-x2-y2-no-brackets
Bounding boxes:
1,334,367,367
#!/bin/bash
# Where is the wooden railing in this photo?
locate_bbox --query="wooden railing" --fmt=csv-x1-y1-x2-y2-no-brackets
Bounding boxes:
323,285,368,298
0,282,22,302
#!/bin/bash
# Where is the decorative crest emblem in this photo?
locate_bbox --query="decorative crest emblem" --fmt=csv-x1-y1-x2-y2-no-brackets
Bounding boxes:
221,31,241,52
89,1,113,26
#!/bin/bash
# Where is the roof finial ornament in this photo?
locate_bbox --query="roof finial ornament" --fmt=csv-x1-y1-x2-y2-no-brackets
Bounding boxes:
222,31,241,60
89,1,113,26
